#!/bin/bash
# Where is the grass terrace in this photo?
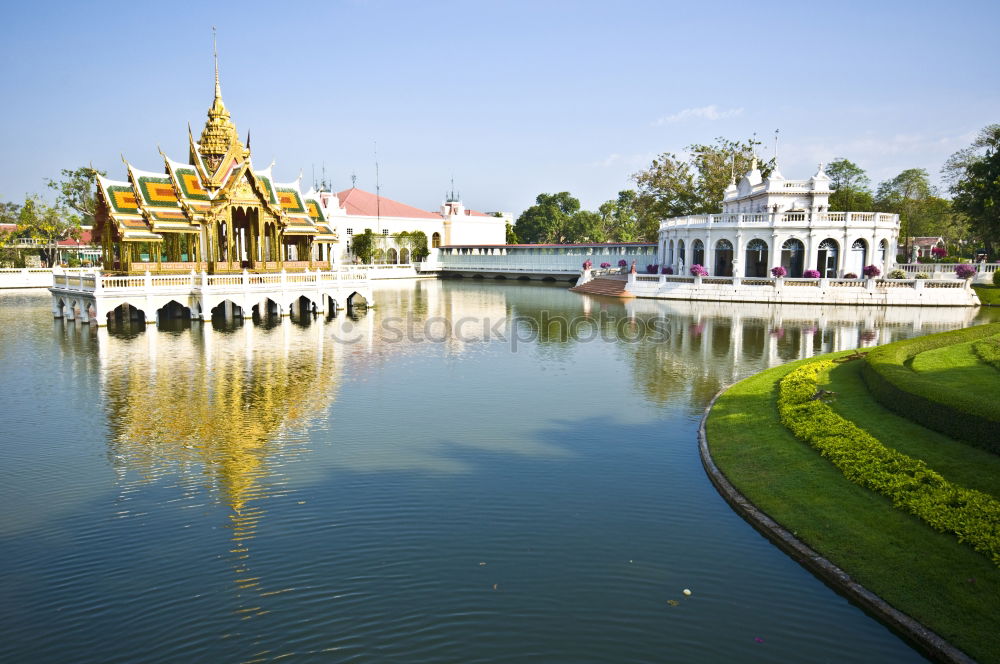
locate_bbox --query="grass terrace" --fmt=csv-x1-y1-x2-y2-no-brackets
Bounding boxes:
705,323,1000,663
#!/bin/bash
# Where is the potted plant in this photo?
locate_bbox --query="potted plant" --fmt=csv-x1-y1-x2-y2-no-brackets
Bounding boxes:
803,269,821,279
690,264,708,277
862,264,881,278
955,264,977,280
770,266,787,278
662,266,673,275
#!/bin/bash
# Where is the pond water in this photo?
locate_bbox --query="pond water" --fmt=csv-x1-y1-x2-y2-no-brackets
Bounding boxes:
1,281,995,663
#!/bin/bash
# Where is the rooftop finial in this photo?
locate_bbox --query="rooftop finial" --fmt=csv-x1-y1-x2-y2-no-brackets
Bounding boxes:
730,150,736,184
773,128,780,165
213,26,220,98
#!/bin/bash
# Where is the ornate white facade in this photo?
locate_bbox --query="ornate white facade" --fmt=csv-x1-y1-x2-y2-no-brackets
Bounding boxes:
657,160,900,278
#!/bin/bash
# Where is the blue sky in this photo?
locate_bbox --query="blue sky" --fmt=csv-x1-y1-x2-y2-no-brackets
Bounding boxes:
1,0,997,215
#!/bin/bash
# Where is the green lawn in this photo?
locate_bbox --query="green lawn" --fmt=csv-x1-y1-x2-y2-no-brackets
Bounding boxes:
974,284,1000,306
909,339,1000,390
706,354,1000,663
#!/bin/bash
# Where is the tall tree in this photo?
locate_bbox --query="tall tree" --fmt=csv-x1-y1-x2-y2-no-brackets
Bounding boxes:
45,166,105,226
513,192,581,243
351,229,376,263
632,136,772,221
598,190,645,242
875,168,937,257
15,194,80,266
944,124,1000,256
826,158,875,211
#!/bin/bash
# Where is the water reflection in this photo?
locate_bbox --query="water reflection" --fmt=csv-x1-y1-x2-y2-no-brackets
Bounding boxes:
95,319,341,612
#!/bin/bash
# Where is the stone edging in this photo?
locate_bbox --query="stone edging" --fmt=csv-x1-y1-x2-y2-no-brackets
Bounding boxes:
698,387,976,664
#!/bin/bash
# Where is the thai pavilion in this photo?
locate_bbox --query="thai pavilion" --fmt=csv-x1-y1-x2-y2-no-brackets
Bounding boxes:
94,66,336,274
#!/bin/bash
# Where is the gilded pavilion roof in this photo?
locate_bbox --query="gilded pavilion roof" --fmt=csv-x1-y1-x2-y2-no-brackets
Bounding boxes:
95,71,335,244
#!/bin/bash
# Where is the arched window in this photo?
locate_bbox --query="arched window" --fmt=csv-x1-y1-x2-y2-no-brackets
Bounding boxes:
744,238,769,277
432,232,441,248
677,239,686,267
668,239,675,265
849,239,868,276
400,247,410,264
879,239,889,267
387,248,398,264
714,238,734,277
817,238,839,278
780,238,805,277
692,239,705,267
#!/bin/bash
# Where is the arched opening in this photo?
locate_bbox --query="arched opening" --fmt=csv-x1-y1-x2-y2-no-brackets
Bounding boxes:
158,300,191,321
780,238,805,277
431,232,441,248
692,239,705,268
399,247,410,264
879,239,890,268
211,300,243,320
326,296,339,318
817,238,839,278
744,239,769,277
714,239,734,277
849,239,868,276
347,291,368,309
677,240,686,269
108,303,146,326
387,248,398,264
667,240,675,266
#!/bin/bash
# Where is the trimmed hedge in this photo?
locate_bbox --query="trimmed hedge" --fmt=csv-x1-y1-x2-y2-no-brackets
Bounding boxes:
862,323,1000,452
779,360,1000,566
973,334,1000,371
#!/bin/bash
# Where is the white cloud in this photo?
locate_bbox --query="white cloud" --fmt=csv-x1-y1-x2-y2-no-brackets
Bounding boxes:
653,105,744,126
589,152,657,169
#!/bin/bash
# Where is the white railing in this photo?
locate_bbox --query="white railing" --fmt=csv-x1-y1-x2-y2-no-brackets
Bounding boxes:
660,211,899,230
50,267,371,294
625,273,971,292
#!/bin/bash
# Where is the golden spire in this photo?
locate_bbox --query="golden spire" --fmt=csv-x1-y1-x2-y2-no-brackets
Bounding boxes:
197,27,244,172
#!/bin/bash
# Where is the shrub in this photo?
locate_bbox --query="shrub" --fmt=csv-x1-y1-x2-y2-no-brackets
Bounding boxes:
779,359,1000,567
803,269,821,279
994,270,1000,287
862,264,881,278
932,246,948,258
915,272,931,279
617,259,628,268
770,266,787,278
844,272,859,279
662,266,673,275
862,323,1000,451
888,269,907,279
956,264,978,279
972,334,1000,370
582,259,593,270
646,264,658,274
600,262,611,269
690,264,708,277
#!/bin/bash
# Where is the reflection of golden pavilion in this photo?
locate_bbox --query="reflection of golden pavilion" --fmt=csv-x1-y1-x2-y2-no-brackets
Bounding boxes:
93,51,336,275
100,322,340,601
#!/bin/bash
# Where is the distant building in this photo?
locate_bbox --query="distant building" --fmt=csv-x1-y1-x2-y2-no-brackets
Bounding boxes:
657,159,900,278
310,187,509,264
900,236,946,260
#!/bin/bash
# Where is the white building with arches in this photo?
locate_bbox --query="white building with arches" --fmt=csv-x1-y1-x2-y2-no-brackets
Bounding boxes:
657,160,898,279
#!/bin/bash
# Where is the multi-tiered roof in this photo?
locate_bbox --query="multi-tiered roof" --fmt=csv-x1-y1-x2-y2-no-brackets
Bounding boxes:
94,62,336,245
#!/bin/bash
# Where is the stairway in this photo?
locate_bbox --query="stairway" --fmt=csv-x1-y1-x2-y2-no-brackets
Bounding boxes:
570,276,634,298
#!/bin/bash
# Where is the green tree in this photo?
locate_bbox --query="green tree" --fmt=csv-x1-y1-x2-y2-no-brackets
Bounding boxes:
505,221,520,244
351,228,376,263
826,158,875,211
598,190,646,242
565,210,605,243
514,192,581,243
944,124,1000,256
15,194,80,266
633,136,772,221
875,169,940,257
409,230,429,261
46,166,105,226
